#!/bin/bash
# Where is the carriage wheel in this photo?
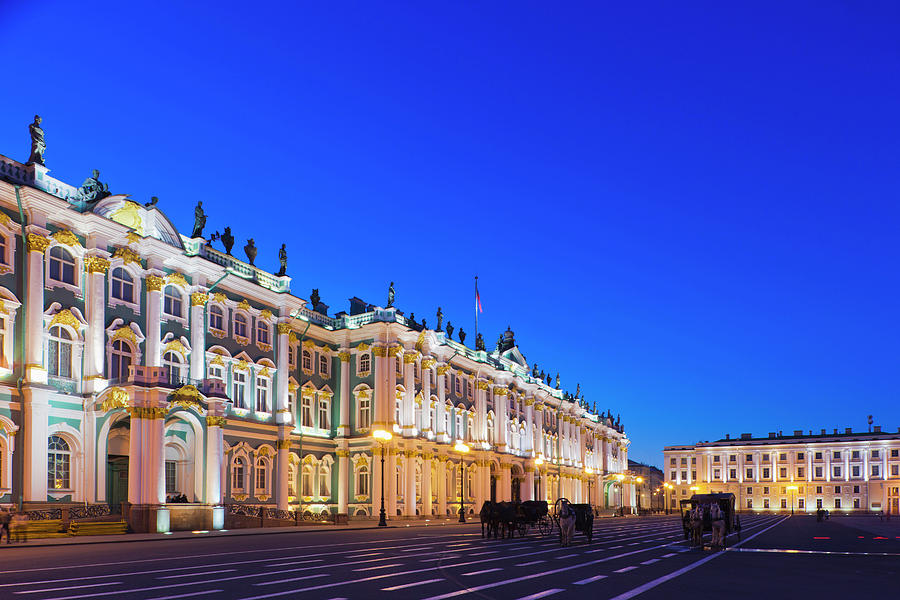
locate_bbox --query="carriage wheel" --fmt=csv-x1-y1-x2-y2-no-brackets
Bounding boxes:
538,515,552,537
517,521,528,538
553,498,570,518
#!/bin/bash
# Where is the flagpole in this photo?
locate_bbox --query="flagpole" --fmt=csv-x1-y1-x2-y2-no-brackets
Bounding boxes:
474,276,479,343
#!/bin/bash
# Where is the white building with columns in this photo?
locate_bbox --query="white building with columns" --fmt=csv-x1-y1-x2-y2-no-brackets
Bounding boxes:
0,128,631,532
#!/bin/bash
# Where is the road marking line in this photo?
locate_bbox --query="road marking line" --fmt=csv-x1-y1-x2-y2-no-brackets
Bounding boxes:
146,592,223,600
610,545,624,549
604,516,789,600
614,566,638,573
381,578,445,591
421,556,461,562
250,574,330,586
270,559,324,566
515,589,564,600
347,553,381,559
462,568,503,576
468,550,500,556
661,553,677,558
640,559,659,565
14,582,123,595
557,554,579,559
516,560,546,566
158,570,236,580
352,564,402,572
584,548,605,554
574,574,608,585
733,548,900,557
0,565,215,587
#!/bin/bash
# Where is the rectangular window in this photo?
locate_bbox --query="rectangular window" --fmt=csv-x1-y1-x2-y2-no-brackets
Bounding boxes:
713,455,720,463
763,468,770,479
681,458,687,466
892,465,899,477
301,397,313,428
834,498,841,509
358,397,371,429
165,461,177,494
853,498,860,508
764,498,770,509
745,454,753,462
852,450,860,460
779,453,787,461
747,486,753,495
232,372,246,408
746,468,753,479
746,499,753,509
691,470,696,480
671,471,676,481
318,399,330,430
729,455,736,463
892,449,899,458
816,498,823,509
833,451,841,460
797,467,805,478
853,485,860,494
872,465,881,477
681,471,687,480
255,377,268,412
762,454,770,463
797,452,804,460
815,452,822,460
816,485,822,494
833,466,841,478
729,469,737,479
872,450,880,459
713,469,720,479
780,468,787,478
834,486,841,494
798,498,805,508
691,457,697,465
852,466,860,477
763,486,769,494
815,466,823,478
670,458,676,466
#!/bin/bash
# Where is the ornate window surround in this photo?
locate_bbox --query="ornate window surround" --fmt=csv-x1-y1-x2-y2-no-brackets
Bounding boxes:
0,214,18,275
0,287,21,376
108,262,142,313
45,239,84,296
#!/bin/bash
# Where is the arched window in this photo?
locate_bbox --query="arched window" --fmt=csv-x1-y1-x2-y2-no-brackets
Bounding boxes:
318,354,328,376
318,464,331,498
48,325,73,378
163,286,182,318
301,350,312,371
234,313,248,338
255,375,270,412
317,396,330,430
163,351,184,383
109,339,133,381
110,267,134,303
232,458,246,491
467,416,474,442
48,246,75,285
356,465,370,496
256,320,269,345
288,464,296,496
358,352,370,373
48,435,71,489
209,305,224,332
255,458,268,493
301,465,314,497
0,234,6,265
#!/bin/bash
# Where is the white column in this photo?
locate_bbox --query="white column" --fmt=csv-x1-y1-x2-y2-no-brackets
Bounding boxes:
437,458,447,516
145,275,164,366
275,435,289,511
205,416,224,504
402,353,415,436
524,466,535,501
525,400,534,454
24,231,48,383
83,255,109,390
404,451,415,517
189,293,206,379
22,387,49,502
423,454,433,516
373,445,384,519
436,366,448,442
275,323,291,424
496,388,508,452
475,381,488,442
373,347,389,429
388,450,398,517
337,350,351,437
337,450,350,515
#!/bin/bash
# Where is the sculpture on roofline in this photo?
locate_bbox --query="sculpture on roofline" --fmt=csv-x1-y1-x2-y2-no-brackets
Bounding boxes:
458,327,466,345
436,307,443,331
192,201,207,238
220,227,235,255
387,282,395,308
532,363,539,378
244,238,257,265
475,332,485,351
310,288,320,310
28,115,46,165
407,312,416,328
421,318,427,330
555,373,560,389
446,321,454,340
277,244,288,276
78,169,110,204
575,383,581,399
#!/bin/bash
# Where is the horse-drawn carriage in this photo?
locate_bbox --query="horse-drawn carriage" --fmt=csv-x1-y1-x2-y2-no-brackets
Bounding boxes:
679,493,740,548
553,498,594,544
479,500,552,538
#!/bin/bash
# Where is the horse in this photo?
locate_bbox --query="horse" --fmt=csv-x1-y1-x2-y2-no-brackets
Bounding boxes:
558,500,576,547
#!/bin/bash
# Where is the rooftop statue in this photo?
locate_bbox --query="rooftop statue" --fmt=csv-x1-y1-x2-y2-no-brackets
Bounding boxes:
458,327,466,345
575,383,581,399
532,363,539,378
436,307,443,331
191,201,207,238
78,169,110,204
220,227,235,255
244,238,257,265
28,115,46,165
555,373,560,389
277,243,287,276
546,374,552,386
310,288,320,310
387,282,395,308
407,312,416,328
421,318,427,330
475,332,485,351
446,321,454,340
145,196,159,207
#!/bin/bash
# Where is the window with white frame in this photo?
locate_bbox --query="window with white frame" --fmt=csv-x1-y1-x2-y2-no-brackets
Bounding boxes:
48,246,76,285
209,305,225,332
48,435,71,490
110,267,135,303
318,464,331,498
165,461,177,494
0,314,7,369
163,351,184,383
318,396,330,430
232,457,246,491
0,233,6,265
455,376,461,395
302,350,312,372
163,286,183,318
288,464,296,496
256,320,269,345
255,458,268,493
356,464,369,496
232,371,247,408
234,313,248,339
256,376,270,412
358,352,370,374
209,363,224,381
455,413,463,439
48,325,73,378
287,392,296,424
466,416,474,441
357,395,371,429
288,345,295,369
301,395,313,427
319,353,329,377
301,464,313,496
109,339,133,381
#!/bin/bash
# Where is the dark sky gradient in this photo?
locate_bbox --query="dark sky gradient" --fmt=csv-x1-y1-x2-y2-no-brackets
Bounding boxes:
2,2,898,466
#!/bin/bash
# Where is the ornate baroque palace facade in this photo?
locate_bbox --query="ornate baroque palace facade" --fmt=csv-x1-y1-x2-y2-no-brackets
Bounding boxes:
0,121,630,532
664,428,900,515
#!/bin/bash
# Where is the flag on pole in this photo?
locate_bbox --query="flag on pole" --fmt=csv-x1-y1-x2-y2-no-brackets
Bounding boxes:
475,280,483,313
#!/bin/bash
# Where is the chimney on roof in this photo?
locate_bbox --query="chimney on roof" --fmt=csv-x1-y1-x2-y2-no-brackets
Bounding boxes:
821,429,826,435
778,430,783,437
740,433,752,440
794,430,803,436
833,428,838,434
845,427,852,434
725,434,730,440
768,432,777,439
874,426,881,433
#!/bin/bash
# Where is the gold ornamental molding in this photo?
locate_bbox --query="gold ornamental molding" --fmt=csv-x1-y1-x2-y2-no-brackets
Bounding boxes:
525,398,535,406
100,387,130,412
112,246,141,266
259,309,273,321
206,416,227,427
338,351,351,363
190,292,209,307
146,275,165,292
476,380,489,390
388,346,402,357
49,309,82,330
213,292,227,304
26,233,51,253
51,229,82,248
421,358,436,370
166,272,188,287
130,406,167,420
164,339,188,355
493,387,509,396
276,323,291,335
125,231,142,245
403,353,418,364
276,440,291,450
357,342,371,351
111,326,137,344
372,346,387,357
335,449,350,458
257,446,272,457
236,299,251,311
84,256,110,274
0,212,13,228
436,365,451,376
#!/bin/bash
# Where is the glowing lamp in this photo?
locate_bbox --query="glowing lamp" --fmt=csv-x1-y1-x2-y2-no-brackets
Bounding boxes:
373,429,392,442
585,467,593,475
535,457,544,466
454,441,470,453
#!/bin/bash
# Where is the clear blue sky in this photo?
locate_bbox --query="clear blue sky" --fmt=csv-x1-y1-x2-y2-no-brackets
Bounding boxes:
2,2,898,466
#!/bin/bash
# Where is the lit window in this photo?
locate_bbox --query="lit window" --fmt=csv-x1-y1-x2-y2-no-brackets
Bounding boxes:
301,396,313,427
255,458,268,492
47,435,71,490
358,353,370,373
165,461,177,494
232,458,245,491
318,466,330,498
356,466,369,496
163,351,184,384
111,267,134,303
256,376,269,412
48,246,75,285
319,354,329,376
256,320,269,345
302,465,313,496
233,371,247,408
357,396,371,429
318,397,330,430
0,234,6,264
163,287,183,318
234,314,248,338
302,350,312,371
48,325,73,378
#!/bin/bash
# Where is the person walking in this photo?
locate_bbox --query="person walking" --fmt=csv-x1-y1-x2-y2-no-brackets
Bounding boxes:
11,510,27,543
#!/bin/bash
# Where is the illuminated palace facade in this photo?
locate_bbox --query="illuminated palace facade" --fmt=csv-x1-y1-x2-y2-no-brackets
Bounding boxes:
0,142,631,531
664,428,900,514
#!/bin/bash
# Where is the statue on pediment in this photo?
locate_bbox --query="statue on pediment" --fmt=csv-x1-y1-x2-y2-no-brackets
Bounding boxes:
78,169,110,204
191,201,207,238
277,244,287,276
446,321,454,340
28,115,46,165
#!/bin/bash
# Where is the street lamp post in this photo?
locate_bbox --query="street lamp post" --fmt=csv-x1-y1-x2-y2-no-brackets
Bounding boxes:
535,457,544,502
585,467,593,506
454,441,470,523
663,482,673,515
373,429,392,527
636,476,644,514
787,485,797,516
616,473,625,516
